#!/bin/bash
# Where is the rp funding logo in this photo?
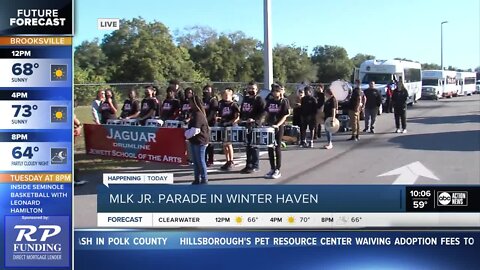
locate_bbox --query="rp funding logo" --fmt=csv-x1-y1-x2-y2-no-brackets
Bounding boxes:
14,225,61,241
5,216,70,267
437,191,468,207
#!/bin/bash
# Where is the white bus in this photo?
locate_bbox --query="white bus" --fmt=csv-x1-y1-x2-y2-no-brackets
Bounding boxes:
359,59,422,105
421,70,457,99
456,72,476,96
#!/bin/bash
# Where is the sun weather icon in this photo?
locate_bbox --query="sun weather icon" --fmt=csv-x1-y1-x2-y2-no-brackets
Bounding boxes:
51,106,68,123
50,64,67,81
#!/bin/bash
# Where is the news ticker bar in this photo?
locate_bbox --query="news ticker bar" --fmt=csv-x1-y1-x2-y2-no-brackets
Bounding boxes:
97,185,480,213
74,231,480,269
97,213,480,228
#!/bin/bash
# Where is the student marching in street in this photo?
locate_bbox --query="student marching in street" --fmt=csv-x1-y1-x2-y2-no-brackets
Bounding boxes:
185,95,210,185
385,81,395,113
152,86,162,118
392,80,409,133
240,81,265,174
347,80,362,141
120,89,140,119
99,89,118,124
363,81,382,133
264,84,290,179
179,87,194,123
169,79,185,102
300,86,318,148
217,88,240,171
136,86,157,126
160,86,181,121
202,84,218,167
292,88,304,131
314,84,325,139
323,87,338,149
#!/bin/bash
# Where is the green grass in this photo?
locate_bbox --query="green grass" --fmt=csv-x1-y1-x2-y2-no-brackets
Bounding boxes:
74,105,92,126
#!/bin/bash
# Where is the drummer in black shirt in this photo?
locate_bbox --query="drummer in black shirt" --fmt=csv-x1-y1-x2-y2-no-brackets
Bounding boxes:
314,84,325,139
120,89,140,119
136,86,157,126
300,86,318,148
264,84,290,179
152,86,162,118
240,81,266,174
99,89,118,124
179,87,194,123
217,88,240,170
160,86,181,121
169,79,185,102
202,84,219,166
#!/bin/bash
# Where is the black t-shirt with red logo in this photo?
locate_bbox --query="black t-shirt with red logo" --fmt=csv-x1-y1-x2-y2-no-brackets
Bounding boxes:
179,100,191,121
120,99,140,118
160,98,180,120
138,98,157,118
153,97,161,117
100,100,118,124
240,95,265,121
218,100,239,125
203,96,218,115
203,96,219,125
265,98,290,126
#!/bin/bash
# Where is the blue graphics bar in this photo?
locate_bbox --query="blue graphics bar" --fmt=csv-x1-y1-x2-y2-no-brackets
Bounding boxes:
97,185,480,213
75,230,480,270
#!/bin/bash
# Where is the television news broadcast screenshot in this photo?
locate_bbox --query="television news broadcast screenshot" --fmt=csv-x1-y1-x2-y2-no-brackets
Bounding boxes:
0,0,479,269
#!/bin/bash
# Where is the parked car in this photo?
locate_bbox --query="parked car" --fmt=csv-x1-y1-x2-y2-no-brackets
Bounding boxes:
421,86,439,100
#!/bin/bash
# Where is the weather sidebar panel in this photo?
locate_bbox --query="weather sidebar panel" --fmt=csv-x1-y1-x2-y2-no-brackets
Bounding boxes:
0,0,74,269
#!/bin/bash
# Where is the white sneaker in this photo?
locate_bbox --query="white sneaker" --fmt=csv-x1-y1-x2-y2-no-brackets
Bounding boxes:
402,129,407,134
264,169,275,178
271,169,282,179
395,129,401,133
324,144,333,150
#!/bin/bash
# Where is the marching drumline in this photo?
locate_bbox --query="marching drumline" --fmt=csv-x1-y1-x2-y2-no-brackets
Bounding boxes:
104,118,278,148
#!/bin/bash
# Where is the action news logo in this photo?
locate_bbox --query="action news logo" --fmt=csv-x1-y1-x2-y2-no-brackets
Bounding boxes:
437,191,468,207
4,216,70,267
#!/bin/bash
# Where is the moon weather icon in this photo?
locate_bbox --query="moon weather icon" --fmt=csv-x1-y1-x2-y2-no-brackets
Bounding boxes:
51,148,68,164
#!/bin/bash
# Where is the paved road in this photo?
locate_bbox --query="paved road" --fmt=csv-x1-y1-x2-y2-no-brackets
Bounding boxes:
74,95,480,227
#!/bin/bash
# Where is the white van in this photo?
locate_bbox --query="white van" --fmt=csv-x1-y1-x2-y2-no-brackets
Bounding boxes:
421,70,457,99
359,59,422,106
456,72,476,96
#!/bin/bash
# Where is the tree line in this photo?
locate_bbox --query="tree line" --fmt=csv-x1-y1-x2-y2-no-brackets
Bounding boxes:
74,17,478,104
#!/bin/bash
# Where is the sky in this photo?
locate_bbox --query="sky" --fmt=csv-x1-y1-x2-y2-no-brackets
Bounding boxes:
74,0,480,70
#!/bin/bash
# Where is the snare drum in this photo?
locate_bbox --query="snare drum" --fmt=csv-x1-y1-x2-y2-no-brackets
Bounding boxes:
121,119,139,126
164,120,183,128
251,127,275,148
210,127,224,144
224,126,246,144
145,119,164,127
106,119,122,125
